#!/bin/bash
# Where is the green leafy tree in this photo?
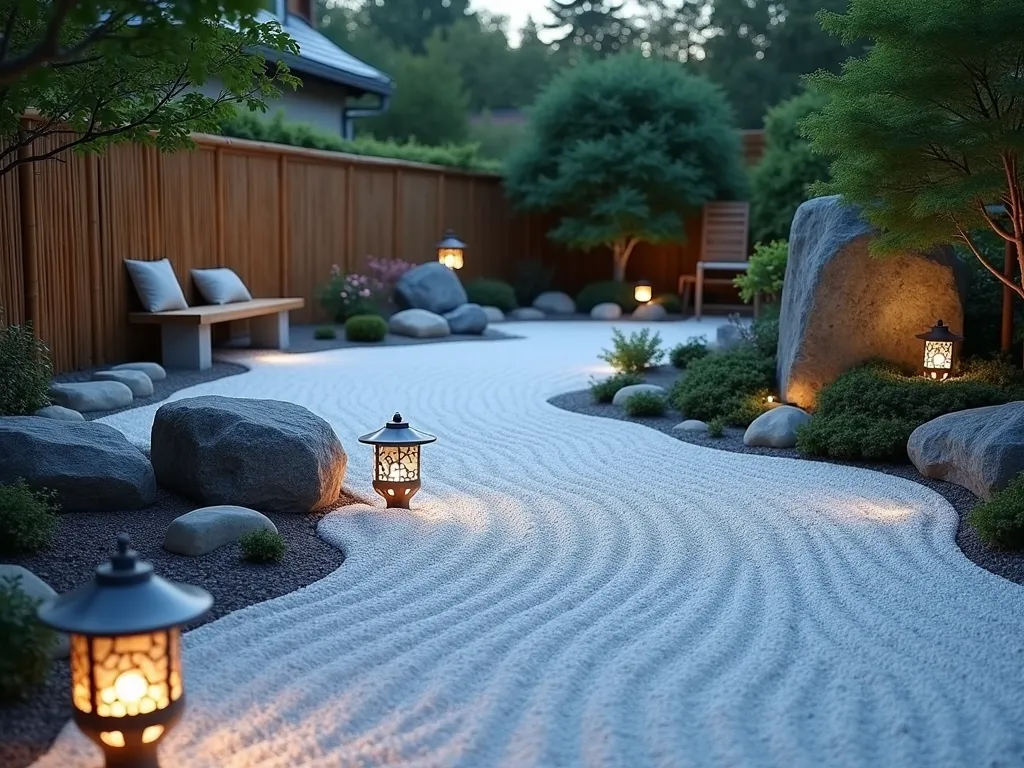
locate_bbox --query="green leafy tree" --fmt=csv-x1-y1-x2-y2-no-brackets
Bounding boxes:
802,0,1024,323
0,0,298,177
544,0,635,58
364,0,470,55
504,54,747,281
750,88,831,243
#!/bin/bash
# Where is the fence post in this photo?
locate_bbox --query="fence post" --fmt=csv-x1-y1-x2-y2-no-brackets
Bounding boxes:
16,123,38,335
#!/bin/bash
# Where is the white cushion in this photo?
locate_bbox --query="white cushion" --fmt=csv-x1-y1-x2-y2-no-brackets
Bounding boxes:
124,259,188,312
191,268,253,305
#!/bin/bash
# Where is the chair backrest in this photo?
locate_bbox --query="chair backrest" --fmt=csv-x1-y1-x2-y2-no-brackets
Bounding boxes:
699,201,750,263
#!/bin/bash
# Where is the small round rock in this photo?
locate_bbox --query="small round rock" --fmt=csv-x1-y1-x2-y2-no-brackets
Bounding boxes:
164,505,278,557
674,419,709,433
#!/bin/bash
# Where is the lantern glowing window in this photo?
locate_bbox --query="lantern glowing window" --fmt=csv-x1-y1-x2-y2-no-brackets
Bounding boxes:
39,536,211,768
634,280,652,304
437,230,466,270
359,413,437,509
915,320,963,380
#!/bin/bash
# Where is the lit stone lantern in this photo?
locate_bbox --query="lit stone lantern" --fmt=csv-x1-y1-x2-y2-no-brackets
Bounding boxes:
916,319,963,380
38,535,212,768
634,279,652,304
437,230,466,270
359,412,437,509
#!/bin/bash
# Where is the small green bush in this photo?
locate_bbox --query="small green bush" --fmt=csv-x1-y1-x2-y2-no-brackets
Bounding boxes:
623,391,667,417
669,347,776,425
0,310,53,416
651,293,682,314
345,314,389,343
576,281,639,314
464,279,518,312
707,417,726,438
0,576,56,703
670,337,709,370
970,474,1024,550
239,530,286,564
735,240,788,303
599,328,664,374
314,326,337,340
589,372,644,404
513,260,554,306
796,361,1024,462
0,480,58,556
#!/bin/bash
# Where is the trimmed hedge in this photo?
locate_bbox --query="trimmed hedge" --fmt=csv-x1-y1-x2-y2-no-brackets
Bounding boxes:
576,281,639,314
345,314,389,342
464,279,518,312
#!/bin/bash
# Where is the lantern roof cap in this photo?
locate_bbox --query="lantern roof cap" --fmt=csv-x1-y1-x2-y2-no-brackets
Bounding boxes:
359,412,437,446
635,278,651,285
37,534,212,635
915,319,963,342
437,230,466,250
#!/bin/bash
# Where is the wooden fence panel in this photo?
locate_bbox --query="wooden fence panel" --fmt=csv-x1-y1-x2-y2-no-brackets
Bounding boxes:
399,171,440,266
0,162,23,324
351,166,396,273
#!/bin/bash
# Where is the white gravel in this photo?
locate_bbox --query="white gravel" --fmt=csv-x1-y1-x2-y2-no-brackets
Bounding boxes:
34,320,1024,767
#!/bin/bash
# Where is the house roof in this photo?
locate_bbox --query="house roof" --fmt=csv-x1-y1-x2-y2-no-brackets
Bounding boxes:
259,11,393,97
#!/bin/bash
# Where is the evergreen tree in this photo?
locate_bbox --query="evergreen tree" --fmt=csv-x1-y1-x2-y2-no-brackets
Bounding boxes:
544,0,635,58
364,0,471,55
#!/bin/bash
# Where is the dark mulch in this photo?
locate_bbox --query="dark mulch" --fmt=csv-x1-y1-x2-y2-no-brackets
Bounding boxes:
0,486,353,768
52,361,249,421
549,372,1024,588
288,323,518,353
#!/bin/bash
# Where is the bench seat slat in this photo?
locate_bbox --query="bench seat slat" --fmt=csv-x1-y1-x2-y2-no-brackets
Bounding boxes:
129,298,305,326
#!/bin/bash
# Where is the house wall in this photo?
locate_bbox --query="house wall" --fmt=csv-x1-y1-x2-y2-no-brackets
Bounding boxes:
199,76,347,135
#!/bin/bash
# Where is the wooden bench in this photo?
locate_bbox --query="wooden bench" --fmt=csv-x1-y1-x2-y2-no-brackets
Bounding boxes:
129,298,305,370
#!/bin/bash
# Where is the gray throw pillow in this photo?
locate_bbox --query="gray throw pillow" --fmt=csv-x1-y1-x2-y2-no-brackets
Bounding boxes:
191,268,253,305
124,258,189,312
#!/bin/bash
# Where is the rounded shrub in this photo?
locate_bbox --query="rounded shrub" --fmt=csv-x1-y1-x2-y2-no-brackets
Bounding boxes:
598,328,664,374
669,347,776,425
0,576,56,703
345,314,388,343
576,281,638,314
970,474,1024,550
589,372,643,404
651,293,682,314
464,279,518,312
239,529,286,563
314,326,337,340
669,337,709,370
623,391,667,417
0,311,53,416
0,480,58,556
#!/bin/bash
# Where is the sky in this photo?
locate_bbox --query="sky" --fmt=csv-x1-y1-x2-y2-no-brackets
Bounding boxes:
469,0,643,46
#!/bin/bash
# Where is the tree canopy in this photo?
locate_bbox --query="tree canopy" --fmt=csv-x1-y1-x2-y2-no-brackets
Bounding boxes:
0,0,296,177
504,54,747,280
802,0,1024,303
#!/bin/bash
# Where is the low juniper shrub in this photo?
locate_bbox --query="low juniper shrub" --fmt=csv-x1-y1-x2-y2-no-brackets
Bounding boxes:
623,391,667,417
0,577,56,703
599,328,664,374
239,530,286,564
589,372,644,404
669,346,775,425
0,480,58,556
969,474,1024,550
345,314,389,342
669,337,709,370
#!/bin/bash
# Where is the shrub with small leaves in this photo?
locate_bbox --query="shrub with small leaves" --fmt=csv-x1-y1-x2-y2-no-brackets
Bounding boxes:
0,480,58,556
669,347,776,425
0,309,53,416
464,279,518,312
707,417,726,438
345,314,389,342
623,391,667,417
970,473,1024,550
599,328,664,374
0,576,56,703
239,530,286,564
589,372,644,404
670,337,709,370
314,326,337,340
734,240,788,303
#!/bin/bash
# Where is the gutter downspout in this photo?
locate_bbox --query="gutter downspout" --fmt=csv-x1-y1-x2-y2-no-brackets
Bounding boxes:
342,93,391,140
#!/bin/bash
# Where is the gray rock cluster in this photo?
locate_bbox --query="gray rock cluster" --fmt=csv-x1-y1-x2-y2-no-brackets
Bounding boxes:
391,263,489,337
43,362,166,416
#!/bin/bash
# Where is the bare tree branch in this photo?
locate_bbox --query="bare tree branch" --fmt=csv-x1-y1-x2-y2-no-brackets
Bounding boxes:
955,220,1024,299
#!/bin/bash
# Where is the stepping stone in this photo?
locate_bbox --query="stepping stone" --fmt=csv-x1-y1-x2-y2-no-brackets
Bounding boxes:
93,369,154,398
444,303,488,334
743,405,811,448
481,306,505,323
48,381,133,412
112,361,167,381
0,565,68,658
388,308,451,339
508,307,545,321
591,302,622,320
34,405,84,421
164,505,278,557
612,383,668,406
632,303,668,321
533,291,575,315
674,419,709,433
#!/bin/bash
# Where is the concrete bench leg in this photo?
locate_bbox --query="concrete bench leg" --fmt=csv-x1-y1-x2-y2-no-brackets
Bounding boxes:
161,325,212,370
250,311,290,350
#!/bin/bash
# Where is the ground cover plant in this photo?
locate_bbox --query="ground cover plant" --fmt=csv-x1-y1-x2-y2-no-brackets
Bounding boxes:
0,480,58,556
669,345,776,425
240,530,286,564
599,328,664,374
669,337,709,370
623,391,667,417
796,360,1024,462
970,474,1024,550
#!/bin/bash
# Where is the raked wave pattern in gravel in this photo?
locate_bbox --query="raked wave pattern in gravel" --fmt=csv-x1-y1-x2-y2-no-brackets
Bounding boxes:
34,321,1024,767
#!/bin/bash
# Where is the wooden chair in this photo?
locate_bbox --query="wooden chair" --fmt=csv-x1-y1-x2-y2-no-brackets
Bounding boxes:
678,202,752,319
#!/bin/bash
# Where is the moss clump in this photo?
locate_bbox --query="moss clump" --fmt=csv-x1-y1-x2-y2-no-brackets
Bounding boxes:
345,314,389,342
239,530,286,564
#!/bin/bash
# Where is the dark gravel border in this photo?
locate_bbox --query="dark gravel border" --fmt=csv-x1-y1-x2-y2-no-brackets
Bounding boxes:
0,485,356,768
288,323,519,353
549,371,1024,587
53,361,249,421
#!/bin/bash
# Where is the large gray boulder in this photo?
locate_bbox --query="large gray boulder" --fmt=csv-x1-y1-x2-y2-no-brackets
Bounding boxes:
612,383,668,407
908,402,1024,499
778,196,964,408
533,291,575,315
0,417,155,511
0,565,67,657
163,505,277,556
743,405,811,448
92,369,154,398
112,361,167,381
444,303,488,334
388,308,451,338
48,381,133,412
395,262,468,314
151,396,347,513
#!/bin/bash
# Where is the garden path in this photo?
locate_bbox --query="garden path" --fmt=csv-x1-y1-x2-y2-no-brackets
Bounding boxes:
35,321,1024,767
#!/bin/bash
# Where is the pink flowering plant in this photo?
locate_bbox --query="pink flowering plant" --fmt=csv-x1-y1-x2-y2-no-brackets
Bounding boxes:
319,266,383,322
366,256,415,298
